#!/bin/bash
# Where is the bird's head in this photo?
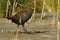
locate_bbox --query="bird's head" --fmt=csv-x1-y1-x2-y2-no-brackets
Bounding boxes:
7,17,10,20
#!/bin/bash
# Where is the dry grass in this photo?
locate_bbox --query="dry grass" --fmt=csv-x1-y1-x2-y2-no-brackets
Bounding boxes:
58,21,60,28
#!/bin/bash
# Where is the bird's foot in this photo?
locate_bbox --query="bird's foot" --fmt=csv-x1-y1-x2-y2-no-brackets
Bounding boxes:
24,29,28,32
22,27,28,32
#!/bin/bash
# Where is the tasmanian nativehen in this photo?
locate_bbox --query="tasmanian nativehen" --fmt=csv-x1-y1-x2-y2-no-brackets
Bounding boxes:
7,7,33,32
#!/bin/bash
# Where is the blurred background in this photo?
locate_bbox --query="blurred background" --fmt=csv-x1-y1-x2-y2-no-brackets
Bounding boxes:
0,0,59,18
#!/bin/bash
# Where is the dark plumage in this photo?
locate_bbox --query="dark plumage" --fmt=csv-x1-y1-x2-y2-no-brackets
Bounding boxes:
7,7,33,31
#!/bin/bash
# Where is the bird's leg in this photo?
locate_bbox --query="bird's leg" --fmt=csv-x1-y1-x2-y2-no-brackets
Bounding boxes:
22,24,28,32
22,26,27,32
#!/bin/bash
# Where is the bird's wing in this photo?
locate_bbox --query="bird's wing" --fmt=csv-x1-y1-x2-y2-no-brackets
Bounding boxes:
21,8,33,22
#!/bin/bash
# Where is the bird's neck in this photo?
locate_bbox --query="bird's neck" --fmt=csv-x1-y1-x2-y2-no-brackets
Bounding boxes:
7,16,12,20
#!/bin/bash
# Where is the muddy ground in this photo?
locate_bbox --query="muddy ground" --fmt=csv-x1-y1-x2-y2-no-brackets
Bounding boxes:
0,18,57,40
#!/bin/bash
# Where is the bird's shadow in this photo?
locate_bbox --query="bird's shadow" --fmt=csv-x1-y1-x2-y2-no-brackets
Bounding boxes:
11,31,48,34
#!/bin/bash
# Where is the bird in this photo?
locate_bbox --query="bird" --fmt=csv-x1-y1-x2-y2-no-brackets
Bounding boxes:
7,7,34,32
